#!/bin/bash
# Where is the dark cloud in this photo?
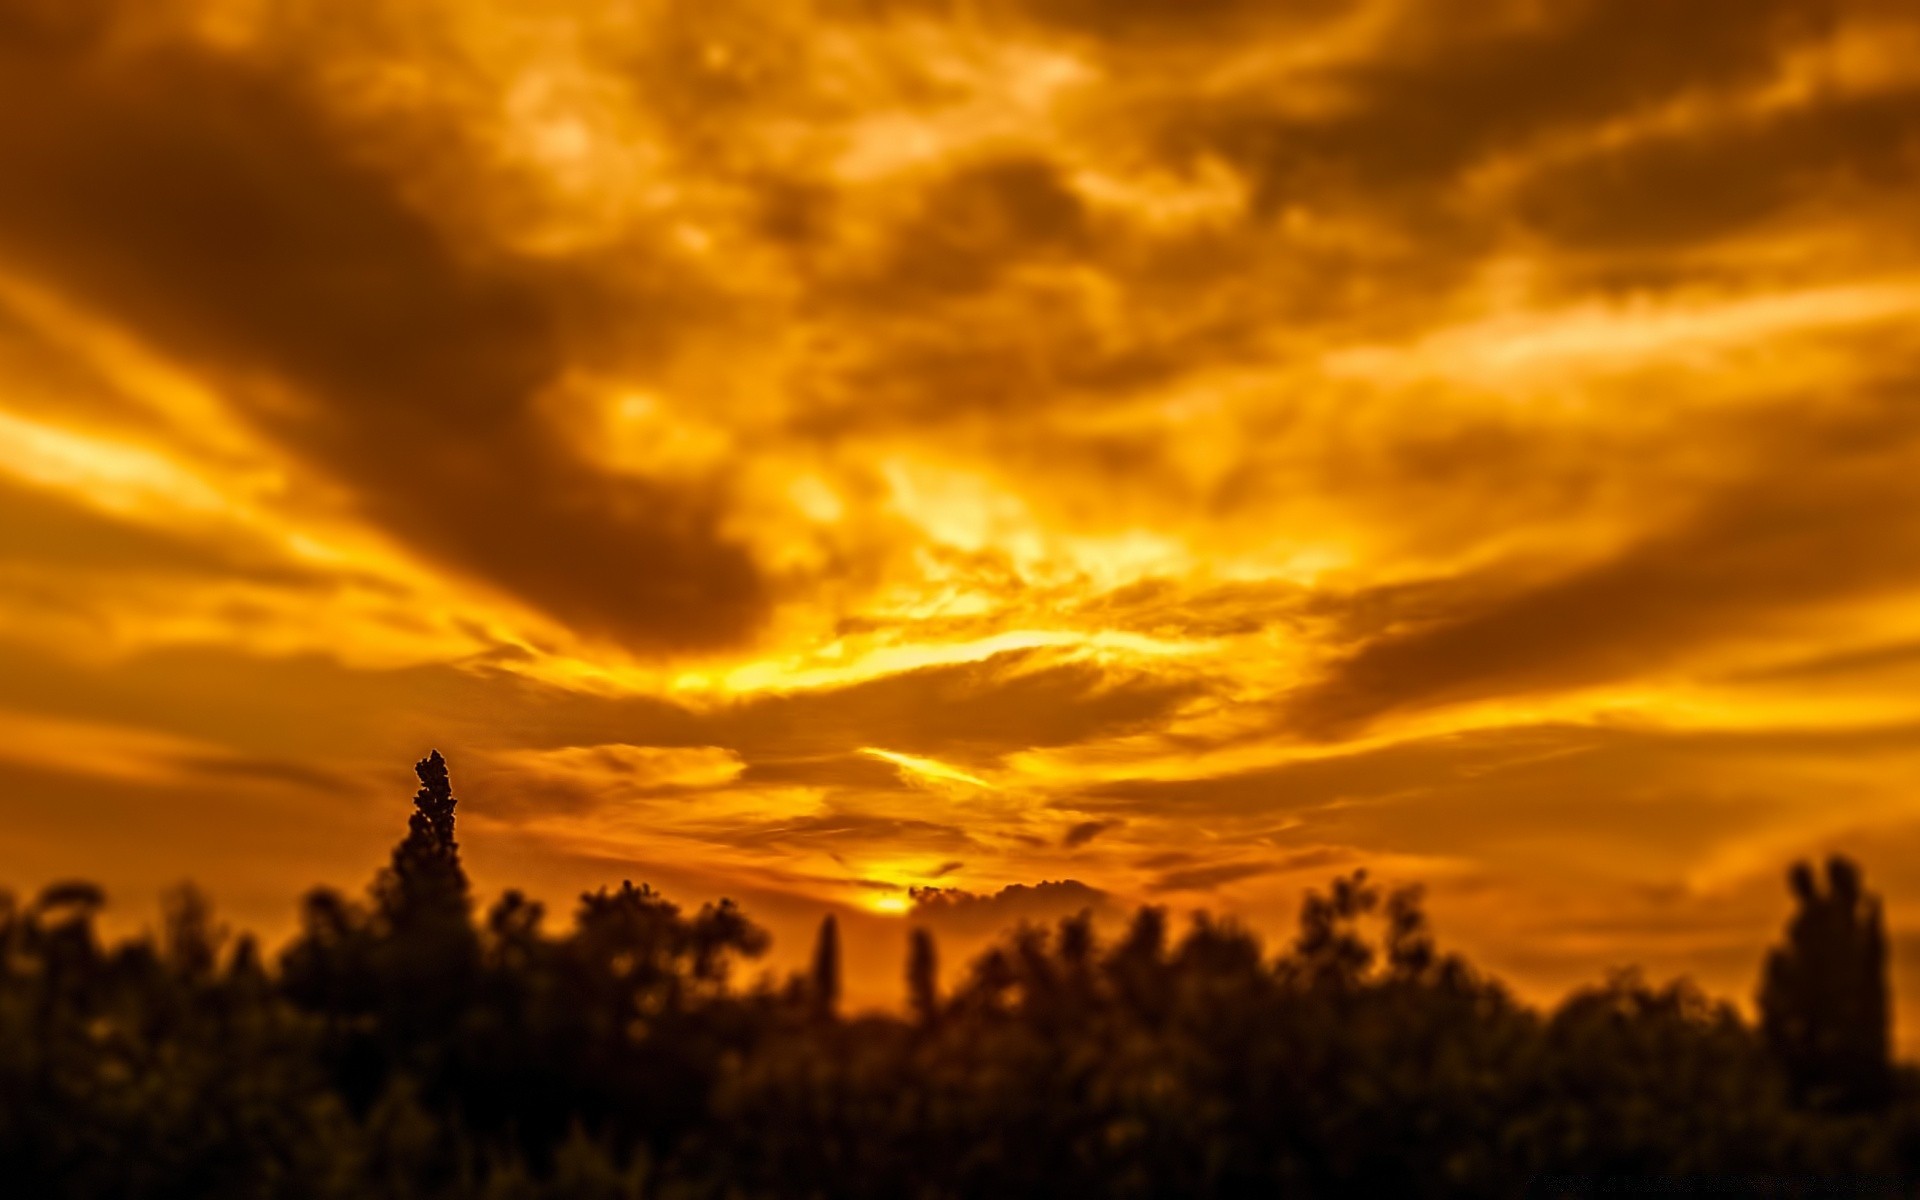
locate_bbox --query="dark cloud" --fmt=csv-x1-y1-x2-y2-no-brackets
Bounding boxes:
1148,859,1276,893
908,878,1112,937
0,11,766,652
1191,0,1835,216
1008,0,1352,43
689,810,979,855
432,770,605,823
1268,846,1360,875
737,754,908,791
1087,724,1578,818
1286,397,1920,736
173,753,357,794
456,745,749,823
797,157,1271,439
710,648,1203,763
875,156,1089,298
1062,818,1121,848
1091,719,1920,875
1515,84,1920,251
798,286,1191,442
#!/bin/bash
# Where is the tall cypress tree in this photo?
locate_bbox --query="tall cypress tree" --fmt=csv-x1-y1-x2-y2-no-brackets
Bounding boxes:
379,749,469,927
907,927,939,1027
810,914,841,1021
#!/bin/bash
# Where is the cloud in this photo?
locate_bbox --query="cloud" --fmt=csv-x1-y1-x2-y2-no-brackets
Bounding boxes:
0,706,339,790
1007,0,1354,43
1512,84,1920,252
1062,818,1121,848
908,879,1114,938
711,648,1205,763
0,9,768,652
738,753,909,791
0,477,316,585
868,155,1091,300
473,743,746,817
1729,639,1920,686
1092,718,1920,889
1187,0,1836,207
705,810,980,856
1285,394,1920,736
494,744,745,790
1148,859,1277,893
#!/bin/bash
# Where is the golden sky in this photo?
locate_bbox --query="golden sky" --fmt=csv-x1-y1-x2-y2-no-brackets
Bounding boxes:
3,0,1920,1030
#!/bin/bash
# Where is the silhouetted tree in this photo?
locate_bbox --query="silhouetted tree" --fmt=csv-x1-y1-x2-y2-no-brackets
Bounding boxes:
377,748,469,926
907,926,939,1026
1290,869,1377,991
810,914,841,1021
1759,855,1893,1110
159,883,223,982
1105,903,1169,1020
1383,882,1437,981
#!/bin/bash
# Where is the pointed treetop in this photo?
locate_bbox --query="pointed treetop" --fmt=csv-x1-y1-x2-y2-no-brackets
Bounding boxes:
379,749,469,923
413,749,457,852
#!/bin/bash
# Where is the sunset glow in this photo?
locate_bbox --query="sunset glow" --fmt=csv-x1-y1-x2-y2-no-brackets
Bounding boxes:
2,0,1919,1037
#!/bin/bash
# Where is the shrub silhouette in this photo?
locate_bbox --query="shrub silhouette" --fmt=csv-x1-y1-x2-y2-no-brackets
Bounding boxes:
1,752,1917,1199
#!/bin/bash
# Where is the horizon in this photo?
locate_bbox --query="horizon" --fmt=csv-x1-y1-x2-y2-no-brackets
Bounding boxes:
30,745,1915,1058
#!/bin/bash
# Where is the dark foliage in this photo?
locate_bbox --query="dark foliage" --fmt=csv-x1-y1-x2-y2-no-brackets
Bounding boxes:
809,914,841,1023
1761,856,1895,1112
1,752,1916,1198
907,927,939,1029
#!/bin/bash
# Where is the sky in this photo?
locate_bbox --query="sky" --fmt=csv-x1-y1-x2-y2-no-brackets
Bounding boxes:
2,0,1919,1034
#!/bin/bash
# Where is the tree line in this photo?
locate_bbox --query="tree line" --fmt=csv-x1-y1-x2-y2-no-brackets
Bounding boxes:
1,751,1914,1198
